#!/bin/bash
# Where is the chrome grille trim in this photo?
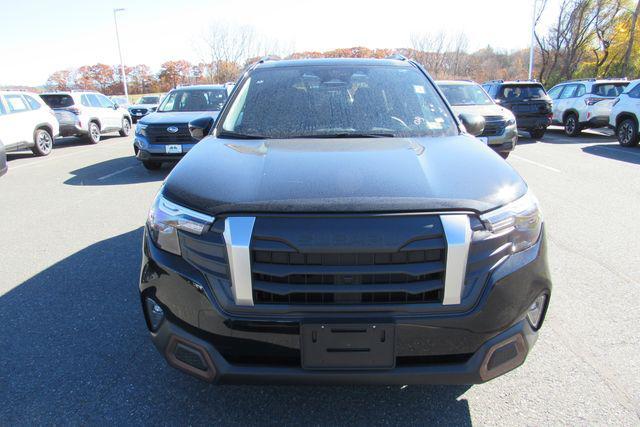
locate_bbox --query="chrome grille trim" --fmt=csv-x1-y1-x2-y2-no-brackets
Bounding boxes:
441,214,472,305
223,217,256,306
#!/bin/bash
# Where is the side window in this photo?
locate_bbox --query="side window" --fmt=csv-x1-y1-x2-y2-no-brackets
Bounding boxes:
97,94,114,108
81,94,91,107
547,86,563,99
558,85,577,99
574,85,586,97
24,95,42,110
0,99,6,115
87,94,102,108
4,95,30,113
628,83,640,99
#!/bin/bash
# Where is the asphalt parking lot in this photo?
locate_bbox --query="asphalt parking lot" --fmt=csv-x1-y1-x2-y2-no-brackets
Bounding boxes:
1,129,639,425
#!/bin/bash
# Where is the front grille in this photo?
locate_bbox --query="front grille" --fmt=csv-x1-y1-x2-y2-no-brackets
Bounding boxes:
481,115,506,137
179,215,513,313
249,216,446,305
145,123,193,144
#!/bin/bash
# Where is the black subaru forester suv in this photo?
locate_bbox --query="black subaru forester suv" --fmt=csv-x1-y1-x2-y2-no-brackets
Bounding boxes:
140,57,551,385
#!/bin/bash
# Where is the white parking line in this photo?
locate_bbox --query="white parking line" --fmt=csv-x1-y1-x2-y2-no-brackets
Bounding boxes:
511,155,561,173
97,166,135,181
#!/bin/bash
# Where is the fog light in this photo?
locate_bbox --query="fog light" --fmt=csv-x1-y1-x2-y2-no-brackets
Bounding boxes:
145,297,164,331
527,294,547,329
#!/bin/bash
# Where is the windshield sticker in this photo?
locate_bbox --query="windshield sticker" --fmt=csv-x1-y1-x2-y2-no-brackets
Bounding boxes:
414,85,425,94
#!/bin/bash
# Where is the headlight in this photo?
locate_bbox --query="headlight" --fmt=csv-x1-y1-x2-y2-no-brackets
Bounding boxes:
136,123,148,135
146,192,214,255
479,190,542,253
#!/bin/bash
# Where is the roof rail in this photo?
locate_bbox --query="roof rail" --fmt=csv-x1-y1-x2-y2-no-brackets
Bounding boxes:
484,80,504,84
386,53,408,61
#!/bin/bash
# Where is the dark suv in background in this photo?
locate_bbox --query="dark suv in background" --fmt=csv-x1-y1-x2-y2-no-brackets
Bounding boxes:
133,85,228,170
483,80,553,139
139,57,551,385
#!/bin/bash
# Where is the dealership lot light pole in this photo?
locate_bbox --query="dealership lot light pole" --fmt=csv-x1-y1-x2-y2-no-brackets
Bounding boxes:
528,0,537,80
113,8,128,99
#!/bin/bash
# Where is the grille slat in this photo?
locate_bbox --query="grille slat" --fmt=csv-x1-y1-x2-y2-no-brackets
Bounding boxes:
252,260,445,278
481,116,507,137
145,123,193,144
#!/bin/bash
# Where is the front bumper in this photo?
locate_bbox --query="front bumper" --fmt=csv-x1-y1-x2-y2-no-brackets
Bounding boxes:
139,227,552,385
485,124,518,153
134,135,196,162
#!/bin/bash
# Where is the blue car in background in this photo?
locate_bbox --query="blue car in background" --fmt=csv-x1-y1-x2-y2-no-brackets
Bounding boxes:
133,85,228,170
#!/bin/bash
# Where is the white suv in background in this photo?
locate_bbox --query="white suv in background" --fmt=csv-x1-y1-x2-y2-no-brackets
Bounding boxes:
0,91,60,157
609,79,640,147
547,78,629,137
40,91,132,144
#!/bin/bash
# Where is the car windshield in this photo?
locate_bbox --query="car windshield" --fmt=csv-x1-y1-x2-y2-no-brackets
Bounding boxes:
158,89,227,112
592,83,628,97
138,96,159,104
497,85,547,100
220,65,457,139
40,94,74,108
438,83,494,106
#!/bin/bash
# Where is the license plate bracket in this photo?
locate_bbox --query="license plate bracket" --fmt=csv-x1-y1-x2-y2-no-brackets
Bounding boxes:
301,323,395,370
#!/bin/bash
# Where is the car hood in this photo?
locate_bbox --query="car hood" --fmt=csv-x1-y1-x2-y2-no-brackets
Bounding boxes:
163,135,527,215
450,104,512,117
140,111,219,124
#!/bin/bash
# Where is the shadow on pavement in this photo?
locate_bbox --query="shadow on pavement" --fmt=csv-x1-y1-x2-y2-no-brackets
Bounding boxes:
0,229,473,425
582,144,640,165
542,127,615,144
54,134,123,150
64,156,171,186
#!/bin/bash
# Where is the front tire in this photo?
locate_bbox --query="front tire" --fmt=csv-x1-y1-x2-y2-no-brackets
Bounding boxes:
119,118,131,137
564,114,581,137
616,118,639,147
32,128,53,156
86,122,101,144
529,129,545,139
142,160,162,170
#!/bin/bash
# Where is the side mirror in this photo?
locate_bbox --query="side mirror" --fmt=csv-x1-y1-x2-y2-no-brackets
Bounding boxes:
113,103,119,110
189,116,215,141
458,113,485,137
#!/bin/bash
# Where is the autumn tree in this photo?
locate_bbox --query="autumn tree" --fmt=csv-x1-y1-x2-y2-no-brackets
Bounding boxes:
157,60,192,91
46,70,73,91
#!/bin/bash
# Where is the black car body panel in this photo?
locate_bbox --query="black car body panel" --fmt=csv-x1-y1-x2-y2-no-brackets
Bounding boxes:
163,135,527,215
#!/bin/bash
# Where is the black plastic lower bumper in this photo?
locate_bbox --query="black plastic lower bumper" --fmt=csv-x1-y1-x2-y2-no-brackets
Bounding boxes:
135,148,184,163
516,116,552,131
150,313,538,385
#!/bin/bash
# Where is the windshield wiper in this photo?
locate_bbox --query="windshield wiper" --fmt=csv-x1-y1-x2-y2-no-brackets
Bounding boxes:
217,130,269,139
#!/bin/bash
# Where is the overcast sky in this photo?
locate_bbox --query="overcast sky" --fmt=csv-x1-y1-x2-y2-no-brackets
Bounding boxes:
0,0,560,86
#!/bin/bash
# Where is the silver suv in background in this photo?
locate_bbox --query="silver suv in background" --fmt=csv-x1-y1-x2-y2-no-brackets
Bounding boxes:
128,95,162,123
40,91,132,144
437,80,517,158
609,79,640,147
547,78,629,137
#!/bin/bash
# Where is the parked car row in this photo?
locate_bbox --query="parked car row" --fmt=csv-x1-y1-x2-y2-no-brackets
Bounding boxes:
437,77,640,151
